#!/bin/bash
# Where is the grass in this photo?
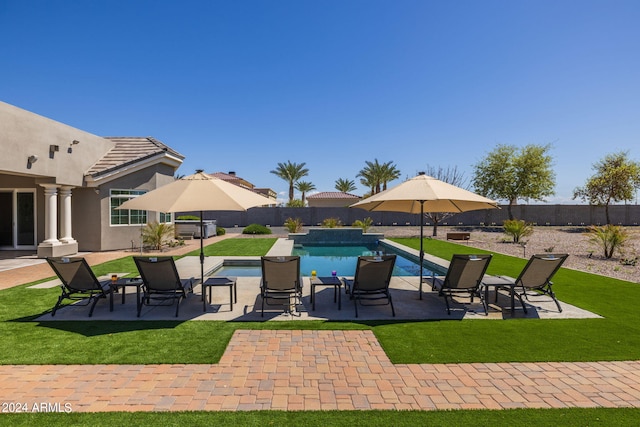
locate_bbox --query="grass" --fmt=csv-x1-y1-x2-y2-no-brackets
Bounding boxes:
2,408,640,426
1,236,639,422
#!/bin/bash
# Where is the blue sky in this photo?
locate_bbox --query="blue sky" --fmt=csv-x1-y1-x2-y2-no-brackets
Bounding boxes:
2,0,639,204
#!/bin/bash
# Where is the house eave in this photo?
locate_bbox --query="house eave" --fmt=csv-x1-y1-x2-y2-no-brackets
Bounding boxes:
84,152,183,187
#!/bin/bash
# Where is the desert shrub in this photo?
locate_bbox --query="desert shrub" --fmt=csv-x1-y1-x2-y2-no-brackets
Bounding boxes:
588,224,629,259
142,221,175,250
176,215,200,221
503,219,534,243
352,217,373,232
286,199,305,207
284,217,304,233
321,217,343,228
242,224,272,235
216,226,226,236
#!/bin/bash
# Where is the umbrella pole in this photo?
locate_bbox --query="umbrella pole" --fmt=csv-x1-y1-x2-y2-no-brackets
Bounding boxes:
419,200,424,300
199,210,204,286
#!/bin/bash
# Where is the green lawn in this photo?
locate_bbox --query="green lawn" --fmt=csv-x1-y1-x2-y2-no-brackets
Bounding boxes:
1,237,638,422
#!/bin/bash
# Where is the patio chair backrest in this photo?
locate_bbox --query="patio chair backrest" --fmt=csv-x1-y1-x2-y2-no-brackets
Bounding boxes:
443,254,492,290
352,255,396,292
261,256,301,292
134,257,182,291
46,257,102,292
517,254,568,289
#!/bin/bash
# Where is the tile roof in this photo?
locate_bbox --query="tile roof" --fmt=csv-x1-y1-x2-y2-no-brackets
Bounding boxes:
86,137,184,177
307,191,360,199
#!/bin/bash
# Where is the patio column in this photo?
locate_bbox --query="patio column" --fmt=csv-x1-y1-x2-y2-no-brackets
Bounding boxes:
58,186,77,244
40,184,61,246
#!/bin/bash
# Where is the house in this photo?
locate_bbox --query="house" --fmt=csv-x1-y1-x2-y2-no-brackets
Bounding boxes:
0,101,184,257
307,191,361,208
211,171,277,204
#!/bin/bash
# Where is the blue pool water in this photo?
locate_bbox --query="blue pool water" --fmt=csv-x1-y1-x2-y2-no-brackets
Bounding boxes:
292,244,438,277
212,244,443,277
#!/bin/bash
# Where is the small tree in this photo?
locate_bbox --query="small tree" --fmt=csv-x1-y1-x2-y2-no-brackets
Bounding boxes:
573,151,640,225
142,221,175,250
270,161,309,203
294,181,316,206
587,224,629,259
286,199,305,207
503,219,534,244
423,165,469,237
322,217,342,228
472,144,555,220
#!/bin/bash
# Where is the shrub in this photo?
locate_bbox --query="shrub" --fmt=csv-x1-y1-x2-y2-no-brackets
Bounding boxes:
503,219,534,243
216,226,226,236
284,217,303,233
286,199,305,207
142,221,175,250
588,224,629,259
242,224,272,235
352,217,373,232
176,215,200,221
321,217,343,228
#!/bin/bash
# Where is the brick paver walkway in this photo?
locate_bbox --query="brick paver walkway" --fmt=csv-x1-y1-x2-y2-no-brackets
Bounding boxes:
1,330,639,412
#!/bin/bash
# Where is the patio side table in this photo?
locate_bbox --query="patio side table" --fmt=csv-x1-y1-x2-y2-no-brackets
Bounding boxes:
203,277,237,312
482,276,518,316
111,278,143,315
310,276,342,310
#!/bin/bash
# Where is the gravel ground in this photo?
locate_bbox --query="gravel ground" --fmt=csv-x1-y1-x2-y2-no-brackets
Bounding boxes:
240,225,640,284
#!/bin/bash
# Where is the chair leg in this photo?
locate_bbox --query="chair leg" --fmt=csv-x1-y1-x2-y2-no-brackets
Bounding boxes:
261,294,265,317
88,296,102,317
354,295,359,318
51,296,65,317
388,293,395,317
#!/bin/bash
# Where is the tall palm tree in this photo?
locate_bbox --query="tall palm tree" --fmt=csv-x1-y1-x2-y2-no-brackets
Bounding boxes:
380,161,401,191
357,159,400,194
270,161,309,203
334,178,357,193
295,181,316,205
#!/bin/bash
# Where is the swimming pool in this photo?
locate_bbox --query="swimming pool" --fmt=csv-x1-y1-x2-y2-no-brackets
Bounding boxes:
292,244,440,277
210,244,445,277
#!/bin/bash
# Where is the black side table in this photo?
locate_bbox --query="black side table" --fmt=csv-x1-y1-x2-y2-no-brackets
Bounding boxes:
203,277,237,312
111,278,143,314
310,276,342,310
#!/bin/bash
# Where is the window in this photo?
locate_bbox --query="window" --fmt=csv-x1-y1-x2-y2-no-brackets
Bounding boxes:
160,212,172,223
110,190,147,225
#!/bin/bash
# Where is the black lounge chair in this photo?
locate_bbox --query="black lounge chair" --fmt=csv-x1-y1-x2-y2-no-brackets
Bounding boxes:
133,256,194,317
431,254,492,315
496,253,568,313
46,257,113,317
260,256,303,317
343,255,396,318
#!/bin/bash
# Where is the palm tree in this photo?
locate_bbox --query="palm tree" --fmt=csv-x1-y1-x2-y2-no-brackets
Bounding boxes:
357,159,400,194
295,181,316,205
270,161,309,203
380,160,401,191
334,178,357,193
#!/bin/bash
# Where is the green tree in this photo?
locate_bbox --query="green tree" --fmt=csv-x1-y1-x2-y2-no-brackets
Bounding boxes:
472,144,555,220
294,181,316,206
334,178,357,193
573,151,640,225
270,161,309,203
423,165,469,237
357,159,401,195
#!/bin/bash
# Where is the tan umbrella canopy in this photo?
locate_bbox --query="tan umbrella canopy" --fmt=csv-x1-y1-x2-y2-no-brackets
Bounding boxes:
350,172,499,298
118,170,273,284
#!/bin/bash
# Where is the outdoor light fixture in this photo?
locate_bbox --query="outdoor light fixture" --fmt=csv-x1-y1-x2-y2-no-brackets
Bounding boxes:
71,139,80,145
27,155,38,164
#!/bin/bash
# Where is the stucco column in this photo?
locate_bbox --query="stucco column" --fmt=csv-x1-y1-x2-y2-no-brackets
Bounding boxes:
40,184,61,246
59,186,77,244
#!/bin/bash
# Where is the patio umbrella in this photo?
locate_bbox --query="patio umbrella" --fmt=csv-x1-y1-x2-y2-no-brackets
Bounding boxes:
117,170,273,285
350,172,499,299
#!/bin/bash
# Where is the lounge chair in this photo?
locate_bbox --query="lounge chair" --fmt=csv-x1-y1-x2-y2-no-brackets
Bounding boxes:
495,253,568,313
260,256,303,317
46,257,113,317
431,254,492,315
343,255,396,318
133,256,194,317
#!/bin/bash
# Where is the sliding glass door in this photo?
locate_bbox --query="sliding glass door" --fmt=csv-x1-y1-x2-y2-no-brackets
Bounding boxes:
0,190,36,249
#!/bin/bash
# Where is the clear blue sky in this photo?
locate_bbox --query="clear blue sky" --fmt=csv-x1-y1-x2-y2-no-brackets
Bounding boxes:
2,0,639,204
